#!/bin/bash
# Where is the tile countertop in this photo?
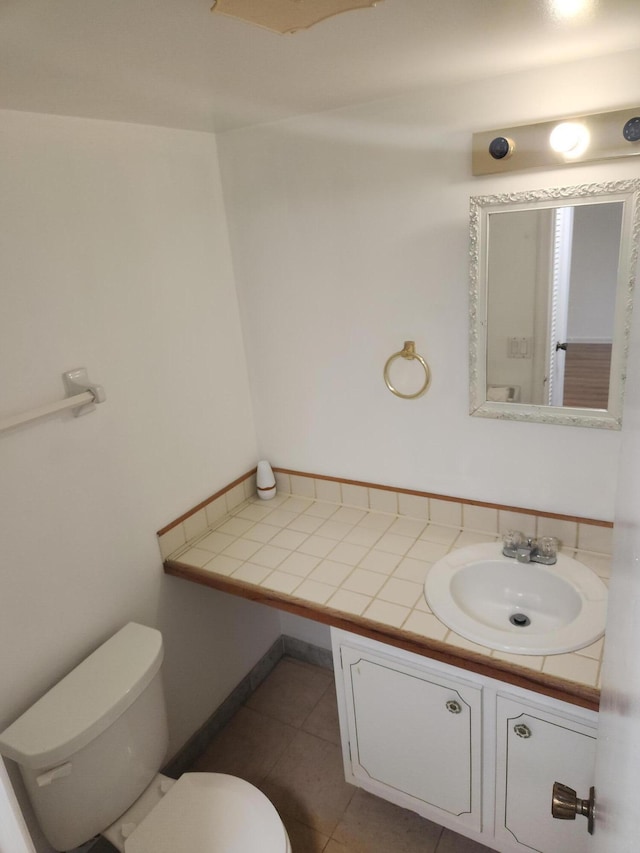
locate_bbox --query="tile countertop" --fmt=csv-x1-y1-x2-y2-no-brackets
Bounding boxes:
162,492,608,711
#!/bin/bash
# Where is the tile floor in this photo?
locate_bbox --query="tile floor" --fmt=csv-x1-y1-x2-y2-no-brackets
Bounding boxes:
189,656,494,853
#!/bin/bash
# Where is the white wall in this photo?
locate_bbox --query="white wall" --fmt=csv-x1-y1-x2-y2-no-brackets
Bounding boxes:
217,50,640,521
0,109,281,849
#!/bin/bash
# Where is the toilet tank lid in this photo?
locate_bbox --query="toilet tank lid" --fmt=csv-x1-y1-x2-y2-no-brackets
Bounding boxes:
0,623,163,769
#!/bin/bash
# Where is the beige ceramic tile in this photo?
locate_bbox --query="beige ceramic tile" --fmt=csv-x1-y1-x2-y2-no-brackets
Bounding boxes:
231,562,272,585
498,510,538,538
406,539,450,562
413,597,432,613
301,683,341,746
274,471,291,494
578,523,614,555
393,557,431,584
453,531,498,548
293,578,336,604
462,504,498,534
341,569,387,597
221,538,262,560
304,502,339,519
243,522,279,544
374,532,414,556
358,550,402,575
315,520,355,541
445,631,493,655
234,502,273,522
342,525,384,548
419,524,461,546
298,535,339,559
279,496,314,514
182,508,208,541
341,483,369,508
398,493,429,519
260,571,304,595
377,577,423,608
542,653,599,686
536,517,578,549
388,517,427,539
268,529,309,550
205,497,228,527
224,483,246,512
402,610,448,640
158,524,185,560
246,659,333,727
327,541,369,566
327,588,373,616
250,544,290,569
277,552,322,578
314,478,342,503
332,506,368,525
429,498,462,527
437,828,495,853
178,547,219,568
363,599,411,628
289,474,316,498
263,509,300,528
216,516,254,536
287,513,326,534
574,550,612,579
284,818,330,853
576,637,605,661
368,487,398,514
201,554,244,576
198,530,238,553
309,560,353,587
356,512,395,531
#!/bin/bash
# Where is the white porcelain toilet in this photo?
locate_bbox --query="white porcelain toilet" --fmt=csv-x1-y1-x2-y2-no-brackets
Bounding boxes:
0,623,292,852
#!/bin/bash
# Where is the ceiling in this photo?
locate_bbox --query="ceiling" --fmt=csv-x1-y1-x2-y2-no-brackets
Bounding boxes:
1,0,640,133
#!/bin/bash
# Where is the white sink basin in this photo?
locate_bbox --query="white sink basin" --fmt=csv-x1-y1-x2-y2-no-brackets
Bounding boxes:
424,543,608,655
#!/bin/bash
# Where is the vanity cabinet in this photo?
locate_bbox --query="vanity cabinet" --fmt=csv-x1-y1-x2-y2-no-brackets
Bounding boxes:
337,643,482,831
332,629,597,853
495,696,596,853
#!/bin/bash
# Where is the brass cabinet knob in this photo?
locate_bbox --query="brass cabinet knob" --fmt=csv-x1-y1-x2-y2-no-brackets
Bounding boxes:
446,699,462,714
551,782,595,835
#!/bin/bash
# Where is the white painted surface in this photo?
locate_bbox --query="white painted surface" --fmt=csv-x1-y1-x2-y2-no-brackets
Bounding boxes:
592,228,640,848
0,110,280,850
1,1,639,132
218,52,640,520
0,759,35,853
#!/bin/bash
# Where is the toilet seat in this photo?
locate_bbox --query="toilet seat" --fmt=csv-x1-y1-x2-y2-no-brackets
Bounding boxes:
124,773,290,853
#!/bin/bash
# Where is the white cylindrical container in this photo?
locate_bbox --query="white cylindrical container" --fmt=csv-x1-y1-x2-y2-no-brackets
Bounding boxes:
256,460,276,500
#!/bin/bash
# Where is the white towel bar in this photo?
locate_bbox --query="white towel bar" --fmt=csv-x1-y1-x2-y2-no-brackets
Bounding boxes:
0,369,106,434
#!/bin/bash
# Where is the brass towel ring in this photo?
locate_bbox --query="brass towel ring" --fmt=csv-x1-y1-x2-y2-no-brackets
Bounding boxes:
384,341,431,400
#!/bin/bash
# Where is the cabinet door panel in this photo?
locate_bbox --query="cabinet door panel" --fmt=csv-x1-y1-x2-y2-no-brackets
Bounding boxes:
341,647,482,827
496,696,596,853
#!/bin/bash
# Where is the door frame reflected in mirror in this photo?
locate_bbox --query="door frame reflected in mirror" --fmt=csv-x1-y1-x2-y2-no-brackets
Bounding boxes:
469,180,640,429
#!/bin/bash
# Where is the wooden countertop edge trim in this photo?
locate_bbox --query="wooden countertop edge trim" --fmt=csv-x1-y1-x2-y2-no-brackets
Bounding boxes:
164,559,600,713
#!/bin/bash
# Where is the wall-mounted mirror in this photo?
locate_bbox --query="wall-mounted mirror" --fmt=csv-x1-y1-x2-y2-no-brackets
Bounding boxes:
470,180,640,429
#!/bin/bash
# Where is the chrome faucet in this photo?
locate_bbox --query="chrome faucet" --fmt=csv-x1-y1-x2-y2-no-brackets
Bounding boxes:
502,531,558,565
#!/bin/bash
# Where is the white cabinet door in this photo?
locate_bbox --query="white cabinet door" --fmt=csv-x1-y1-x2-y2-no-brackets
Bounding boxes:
339,644,483,831
495,695,597,853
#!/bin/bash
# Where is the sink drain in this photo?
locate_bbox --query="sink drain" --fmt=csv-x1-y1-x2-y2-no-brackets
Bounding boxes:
509,613,531,628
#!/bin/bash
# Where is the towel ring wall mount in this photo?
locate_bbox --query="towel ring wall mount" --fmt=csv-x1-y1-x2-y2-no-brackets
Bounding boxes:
383,341,431,399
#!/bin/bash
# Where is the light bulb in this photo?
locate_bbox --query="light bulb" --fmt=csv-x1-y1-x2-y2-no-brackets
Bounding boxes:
549,122,590,159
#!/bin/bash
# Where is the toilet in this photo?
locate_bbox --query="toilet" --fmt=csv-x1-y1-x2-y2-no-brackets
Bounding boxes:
0,623,292,852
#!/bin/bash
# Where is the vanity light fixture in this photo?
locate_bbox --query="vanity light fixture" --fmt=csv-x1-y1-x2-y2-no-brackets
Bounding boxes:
473,107,640,175
210,0,381,34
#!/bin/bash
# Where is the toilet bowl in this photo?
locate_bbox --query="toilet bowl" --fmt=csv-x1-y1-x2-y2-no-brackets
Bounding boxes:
104,772,291,853
0,623,291,852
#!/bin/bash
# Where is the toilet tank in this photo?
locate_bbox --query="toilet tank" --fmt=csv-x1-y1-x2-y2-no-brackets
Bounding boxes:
0,623,168,852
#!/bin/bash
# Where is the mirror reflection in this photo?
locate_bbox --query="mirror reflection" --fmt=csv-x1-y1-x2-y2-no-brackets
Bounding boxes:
486,202,622,409
469,180,640,429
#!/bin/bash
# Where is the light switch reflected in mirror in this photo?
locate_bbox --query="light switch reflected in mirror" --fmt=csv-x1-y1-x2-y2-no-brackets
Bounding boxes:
470,180,640,429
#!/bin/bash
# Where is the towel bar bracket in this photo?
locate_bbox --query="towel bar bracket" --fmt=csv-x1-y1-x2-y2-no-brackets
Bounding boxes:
63,368,106,417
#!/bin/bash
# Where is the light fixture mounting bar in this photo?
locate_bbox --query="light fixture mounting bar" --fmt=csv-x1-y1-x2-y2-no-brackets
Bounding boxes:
472,107,640,176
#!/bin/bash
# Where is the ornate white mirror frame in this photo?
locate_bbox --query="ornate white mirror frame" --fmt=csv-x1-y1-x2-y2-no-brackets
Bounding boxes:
469,179,640,429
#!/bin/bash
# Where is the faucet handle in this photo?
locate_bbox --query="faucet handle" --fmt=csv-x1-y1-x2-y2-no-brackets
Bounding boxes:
502,530,526,557
535,536,559,564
